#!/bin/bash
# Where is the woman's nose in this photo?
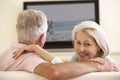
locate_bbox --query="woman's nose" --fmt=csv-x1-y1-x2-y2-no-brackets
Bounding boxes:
79,45,85,51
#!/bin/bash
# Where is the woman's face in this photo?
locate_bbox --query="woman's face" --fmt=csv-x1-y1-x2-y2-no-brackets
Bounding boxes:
74,30,100,62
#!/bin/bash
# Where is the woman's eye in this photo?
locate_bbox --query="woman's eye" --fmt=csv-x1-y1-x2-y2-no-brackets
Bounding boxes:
76,41,81,45
85,43,91,46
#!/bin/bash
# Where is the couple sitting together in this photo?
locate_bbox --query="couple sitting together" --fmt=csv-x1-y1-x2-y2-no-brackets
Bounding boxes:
0,9,118,80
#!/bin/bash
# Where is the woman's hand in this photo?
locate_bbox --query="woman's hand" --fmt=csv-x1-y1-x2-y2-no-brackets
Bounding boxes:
13,45,39,59
89,57,105,65
13,44,54,62
89,57,118,72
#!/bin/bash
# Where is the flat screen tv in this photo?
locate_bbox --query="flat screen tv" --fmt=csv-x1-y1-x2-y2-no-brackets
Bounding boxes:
24,0,99,50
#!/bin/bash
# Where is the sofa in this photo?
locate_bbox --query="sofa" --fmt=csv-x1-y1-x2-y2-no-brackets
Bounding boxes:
0,71,120,80
0,51,120,80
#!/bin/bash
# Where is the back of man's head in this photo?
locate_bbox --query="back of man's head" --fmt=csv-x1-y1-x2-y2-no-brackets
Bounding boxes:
16,9,48,44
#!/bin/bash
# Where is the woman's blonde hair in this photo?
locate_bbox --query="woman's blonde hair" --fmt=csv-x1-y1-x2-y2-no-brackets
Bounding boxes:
72,21,109,57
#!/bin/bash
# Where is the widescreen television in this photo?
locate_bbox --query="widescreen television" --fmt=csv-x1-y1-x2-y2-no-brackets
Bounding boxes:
24,0,99,49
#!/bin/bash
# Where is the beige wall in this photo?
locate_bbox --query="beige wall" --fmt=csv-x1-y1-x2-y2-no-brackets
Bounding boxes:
0,0,120,53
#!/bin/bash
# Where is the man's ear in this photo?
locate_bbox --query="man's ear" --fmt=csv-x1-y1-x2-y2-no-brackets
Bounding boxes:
37,33,45,47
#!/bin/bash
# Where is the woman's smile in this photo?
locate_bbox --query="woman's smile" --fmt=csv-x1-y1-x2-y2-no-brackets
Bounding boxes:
78,53,88,57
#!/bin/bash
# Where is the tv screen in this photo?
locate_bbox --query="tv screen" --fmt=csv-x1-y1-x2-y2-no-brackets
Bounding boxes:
24,0,99,49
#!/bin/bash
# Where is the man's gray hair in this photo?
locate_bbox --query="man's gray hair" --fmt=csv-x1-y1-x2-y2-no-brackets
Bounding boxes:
16,9,48,44
72,21,109,57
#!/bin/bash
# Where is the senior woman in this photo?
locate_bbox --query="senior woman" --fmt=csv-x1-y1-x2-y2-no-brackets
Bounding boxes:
13,21,118,68
71,21,116,63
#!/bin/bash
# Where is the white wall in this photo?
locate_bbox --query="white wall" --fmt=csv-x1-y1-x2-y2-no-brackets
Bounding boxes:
0,0,120,53
99,0,120,53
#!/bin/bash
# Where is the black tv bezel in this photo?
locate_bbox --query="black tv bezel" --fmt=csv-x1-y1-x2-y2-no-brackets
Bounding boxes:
23,0,99,49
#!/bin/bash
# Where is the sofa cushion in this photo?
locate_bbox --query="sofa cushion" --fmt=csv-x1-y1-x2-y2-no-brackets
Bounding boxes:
0,71,120,80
